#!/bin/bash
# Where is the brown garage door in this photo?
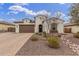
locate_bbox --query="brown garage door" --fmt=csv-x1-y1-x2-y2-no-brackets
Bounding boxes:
19,25,34,33
64,28,71,33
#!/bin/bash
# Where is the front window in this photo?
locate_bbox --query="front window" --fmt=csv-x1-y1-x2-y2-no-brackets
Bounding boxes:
51,23,57,32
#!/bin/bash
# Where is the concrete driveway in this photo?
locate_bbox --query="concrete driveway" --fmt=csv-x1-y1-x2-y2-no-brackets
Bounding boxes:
0,32,33,56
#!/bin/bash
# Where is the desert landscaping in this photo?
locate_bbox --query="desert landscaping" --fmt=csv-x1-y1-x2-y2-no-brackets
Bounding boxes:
16,33,79,56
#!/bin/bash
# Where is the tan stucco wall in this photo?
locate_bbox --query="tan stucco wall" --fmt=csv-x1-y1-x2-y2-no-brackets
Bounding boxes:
0,24,15,31
72,26,79,33
57,23,64,33
65,26,79,33
43,21,49,33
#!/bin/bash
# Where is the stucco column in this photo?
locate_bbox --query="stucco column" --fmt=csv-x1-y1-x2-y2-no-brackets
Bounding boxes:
57,23,64,33
35,24,38,33
15,24,19,33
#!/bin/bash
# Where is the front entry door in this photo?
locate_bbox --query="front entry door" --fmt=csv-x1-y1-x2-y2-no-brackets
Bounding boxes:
39,25,42,32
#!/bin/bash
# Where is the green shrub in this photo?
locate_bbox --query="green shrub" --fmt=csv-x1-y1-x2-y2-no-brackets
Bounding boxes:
31,36,38,41
47,36,60,48
35,33,39,34
74,32,79,38
38,33,42,35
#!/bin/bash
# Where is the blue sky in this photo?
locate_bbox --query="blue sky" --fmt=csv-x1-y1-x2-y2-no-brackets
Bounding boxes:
0,3,71,22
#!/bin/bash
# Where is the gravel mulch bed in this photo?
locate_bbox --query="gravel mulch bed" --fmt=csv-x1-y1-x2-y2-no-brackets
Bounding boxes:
65,34,79,45
61,34,79,55
16,34,77,56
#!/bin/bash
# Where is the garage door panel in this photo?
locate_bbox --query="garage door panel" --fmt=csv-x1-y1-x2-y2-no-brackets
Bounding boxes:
64,28,71,33
19,25,34,33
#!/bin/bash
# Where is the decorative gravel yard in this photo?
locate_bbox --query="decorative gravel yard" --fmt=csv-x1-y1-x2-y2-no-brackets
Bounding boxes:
61,33,79,55
16,33,77,56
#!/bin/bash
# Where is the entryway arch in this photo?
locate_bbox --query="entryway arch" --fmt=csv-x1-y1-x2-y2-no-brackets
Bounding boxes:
39,24,43,32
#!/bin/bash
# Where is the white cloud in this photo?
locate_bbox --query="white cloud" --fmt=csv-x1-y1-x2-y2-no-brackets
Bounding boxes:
0,18,5,21
0,18,16,22
9,5,24,12
9,5,36,15
59,3,65,4
36,10,51,16
7,18,16,22
54,11,71,23
59,12,71,22
9,18,16,21
7,11,18,15
55,11,66,19
9,5,51,16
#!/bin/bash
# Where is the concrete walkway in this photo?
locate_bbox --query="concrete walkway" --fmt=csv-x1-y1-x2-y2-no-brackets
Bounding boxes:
0,32,33,56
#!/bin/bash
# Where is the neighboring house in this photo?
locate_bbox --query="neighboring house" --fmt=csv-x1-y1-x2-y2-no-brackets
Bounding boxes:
0,21,15,32
14,15,64,33
64,23,79,33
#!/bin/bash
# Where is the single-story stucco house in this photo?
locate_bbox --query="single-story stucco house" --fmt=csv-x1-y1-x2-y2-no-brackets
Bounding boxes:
14,15,64,33
64,23,79,33
0,21,15,32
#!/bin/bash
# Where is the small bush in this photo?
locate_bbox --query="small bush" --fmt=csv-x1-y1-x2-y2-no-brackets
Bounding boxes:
58,34,61,37
31,36,38,41
47,36,60,48
74,32,79,38
38,33,42,35
35,33,39,34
